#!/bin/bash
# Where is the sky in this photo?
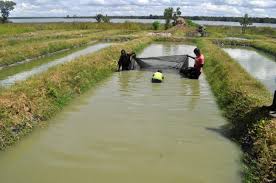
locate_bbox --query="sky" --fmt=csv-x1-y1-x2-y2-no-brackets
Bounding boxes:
10,0,276,18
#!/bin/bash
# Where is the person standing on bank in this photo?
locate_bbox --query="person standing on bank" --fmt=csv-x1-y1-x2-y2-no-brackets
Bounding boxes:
180,48,205,79
117,50,135,71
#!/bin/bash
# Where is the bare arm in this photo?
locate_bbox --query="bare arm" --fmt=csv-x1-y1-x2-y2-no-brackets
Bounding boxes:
187,55,195,59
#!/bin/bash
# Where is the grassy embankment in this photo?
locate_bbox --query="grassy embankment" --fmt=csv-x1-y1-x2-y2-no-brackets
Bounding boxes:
162,25,276,182
211,38,276,57
197,39,275,183
0,46,93,81
0,37,153,150
0,22,153,35
0,29,133,67
206,25,276,57
0,22,152,67
207,25,276,40
0,29,100,47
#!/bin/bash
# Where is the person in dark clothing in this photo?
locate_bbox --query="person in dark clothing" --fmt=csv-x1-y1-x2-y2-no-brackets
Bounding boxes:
269,90,276,111
117,50,136,71
180,48,205,79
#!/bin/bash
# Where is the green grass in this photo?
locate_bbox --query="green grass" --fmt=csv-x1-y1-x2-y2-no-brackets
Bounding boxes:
0,37,153,151
186,19,198,27
251,41,276,56
0,22,153,67
0,29,100,47
0,29,137,67
207,25,276,39
211,38,276,57
197,39,275,183
0,44,97,81
0,22,153,36
0,37,88,66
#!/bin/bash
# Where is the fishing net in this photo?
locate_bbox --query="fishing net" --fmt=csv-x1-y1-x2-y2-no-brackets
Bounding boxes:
133,55,189,70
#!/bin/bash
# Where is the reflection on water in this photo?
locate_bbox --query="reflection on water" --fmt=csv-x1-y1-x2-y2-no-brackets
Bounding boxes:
224,48,276,93
0,43,241,183
0,43,111,87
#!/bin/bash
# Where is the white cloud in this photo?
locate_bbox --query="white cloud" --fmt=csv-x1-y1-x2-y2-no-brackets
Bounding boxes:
10,0,276,17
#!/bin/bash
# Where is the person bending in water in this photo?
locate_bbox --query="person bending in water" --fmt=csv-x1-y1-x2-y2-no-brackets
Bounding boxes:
117,50,135,71
180,48,205,79
152,70,164,83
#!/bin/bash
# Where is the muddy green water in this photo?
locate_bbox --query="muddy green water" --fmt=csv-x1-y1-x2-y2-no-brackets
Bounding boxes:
0,43,241,183
224,47,276,93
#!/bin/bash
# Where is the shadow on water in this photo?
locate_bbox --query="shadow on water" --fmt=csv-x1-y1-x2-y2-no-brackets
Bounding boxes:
205,125,231,140
206,102,273,152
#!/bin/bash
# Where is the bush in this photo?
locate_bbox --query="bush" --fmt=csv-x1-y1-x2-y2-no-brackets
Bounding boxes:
102,15,110,23
152,21,160,30
186,19,197,27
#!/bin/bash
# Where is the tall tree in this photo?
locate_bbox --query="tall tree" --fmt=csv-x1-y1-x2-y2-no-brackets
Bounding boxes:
240,13,252,34
172,7,182,26
0,0,16,23
164,7,173,30
102,15,110,23
176,7,181,16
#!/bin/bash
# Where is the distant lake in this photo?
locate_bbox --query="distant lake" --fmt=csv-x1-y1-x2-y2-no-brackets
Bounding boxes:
9,18,166,24
193,20,276,28
8,18,276,28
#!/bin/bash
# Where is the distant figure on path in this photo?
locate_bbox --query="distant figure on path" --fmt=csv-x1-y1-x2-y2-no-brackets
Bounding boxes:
152,70,164,83
117,50,135,71
180,48,205,79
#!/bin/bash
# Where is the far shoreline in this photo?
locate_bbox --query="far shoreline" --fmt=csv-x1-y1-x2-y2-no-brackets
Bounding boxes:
8,16,276,24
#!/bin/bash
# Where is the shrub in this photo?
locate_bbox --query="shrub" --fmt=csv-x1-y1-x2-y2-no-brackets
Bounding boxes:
152,21,160,30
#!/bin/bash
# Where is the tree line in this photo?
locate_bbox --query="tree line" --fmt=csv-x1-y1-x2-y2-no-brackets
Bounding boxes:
65,15,276,24
186,16,276,24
